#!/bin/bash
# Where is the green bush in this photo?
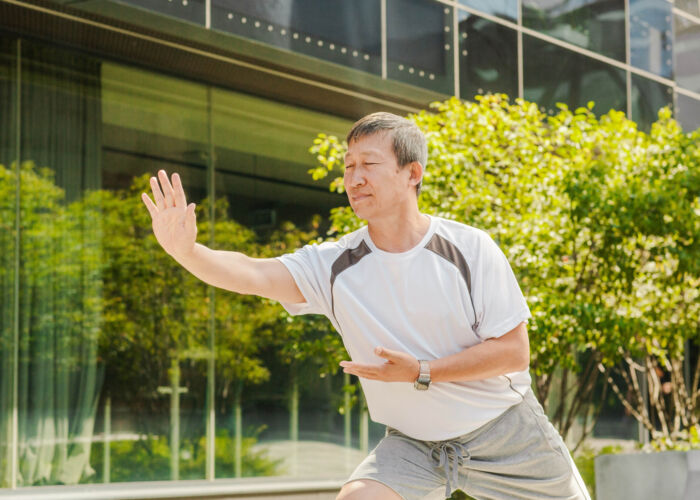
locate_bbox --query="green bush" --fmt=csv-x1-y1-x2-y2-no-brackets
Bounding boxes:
86,429,282,483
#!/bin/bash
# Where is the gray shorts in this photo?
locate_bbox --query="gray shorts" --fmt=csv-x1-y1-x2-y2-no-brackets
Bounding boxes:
346,389,591,500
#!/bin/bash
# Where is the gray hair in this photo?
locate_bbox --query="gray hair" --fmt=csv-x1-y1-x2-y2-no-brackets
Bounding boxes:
346,112,428,195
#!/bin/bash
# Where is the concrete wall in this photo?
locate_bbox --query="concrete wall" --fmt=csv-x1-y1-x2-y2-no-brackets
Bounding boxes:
595,450,700,500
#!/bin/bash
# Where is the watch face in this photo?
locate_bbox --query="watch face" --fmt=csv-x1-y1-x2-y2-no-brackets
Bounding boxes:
414,380,429,390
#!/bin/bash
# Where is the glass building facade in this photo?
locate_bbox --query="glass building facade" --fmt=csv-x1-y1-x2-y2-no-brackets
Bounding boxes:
0,0,699,494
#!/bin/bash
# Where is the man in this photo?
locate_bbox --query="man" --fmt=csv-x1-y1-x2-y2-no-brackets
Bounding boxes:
142,112,590,500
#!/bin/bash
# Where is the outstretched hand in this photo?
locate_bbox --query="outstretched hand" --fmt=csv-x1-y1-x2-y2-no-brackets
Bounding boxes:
340,346,420,382
141,170,197,259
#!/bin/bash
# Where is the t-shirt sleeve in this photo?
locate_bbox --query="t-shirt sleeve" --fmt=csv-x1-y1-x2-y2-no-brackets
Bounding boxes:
276,243,331,317
470,232,532,340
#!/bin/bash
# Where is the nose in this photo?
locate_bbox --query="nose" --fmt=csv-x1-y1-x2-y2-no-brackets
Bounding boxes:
345,167,366,188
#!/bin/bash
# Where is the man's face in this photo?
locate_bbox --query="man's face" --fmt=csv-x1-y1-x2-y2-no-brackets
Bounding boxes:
343,132,416,222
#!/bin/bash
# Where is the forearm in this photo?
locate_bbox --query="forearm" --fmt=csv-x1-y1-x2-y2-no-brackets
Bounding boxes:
173,243,266,295
430,323,530,383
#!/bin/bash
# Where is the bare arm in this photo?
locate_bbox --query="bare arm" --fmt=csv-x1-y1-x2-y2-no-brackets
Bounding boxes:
141,170,305,304
339,322,530,382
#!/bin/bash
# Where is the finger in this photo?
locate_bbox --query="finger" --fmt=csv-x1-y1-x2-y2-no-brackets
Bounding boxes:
343,367,380,380
158,170,175,208
150,176,166,211
184,203,196,233
172,172,187,209
141,193,158,218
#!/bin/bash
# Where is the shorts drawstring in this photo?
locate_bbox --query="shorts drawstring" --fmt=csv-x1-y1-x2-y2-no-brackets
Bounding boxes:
427,440,470,498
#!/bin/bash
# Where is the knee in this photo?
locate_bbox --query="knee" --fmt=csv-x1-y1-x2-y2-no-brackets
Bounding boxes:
336,479,402,500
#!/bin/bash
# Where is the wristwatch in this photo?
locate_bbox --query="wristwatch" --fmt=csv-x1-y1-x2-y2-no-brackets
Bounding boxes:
414,360,431,391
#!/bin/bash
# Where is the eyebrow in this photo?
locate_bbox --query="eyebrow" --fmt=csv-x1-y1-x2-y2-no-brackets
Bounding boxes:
344,150,383,161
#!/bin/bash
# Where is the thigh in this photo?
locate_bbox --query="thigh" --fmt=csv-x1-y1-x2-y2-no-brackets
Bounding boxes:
337,479,403,500
460,390,591,500
346,430,446,500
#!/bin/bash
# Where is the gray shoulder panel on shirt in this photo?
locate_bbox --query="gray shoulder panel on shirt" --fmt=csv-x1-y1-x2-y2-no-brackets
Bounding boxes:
330,239,372,324
424,233,479,333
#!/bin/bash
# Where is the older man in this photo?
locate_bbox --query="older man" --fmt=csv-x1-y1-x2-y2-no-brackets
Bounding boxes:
142,112,590,500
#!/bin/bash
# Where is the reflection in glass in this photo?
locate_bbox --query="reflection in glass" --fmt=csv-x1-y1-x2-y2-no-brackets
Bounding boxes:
631,74,673,132
0,36,18,489
675,0,700,17
458,0,518,22
100,62,212,483
522,0,626,61
676,93,700,132
630,0,672,78
211,0,381,75
674,14,700,93
459,11,518,101
387,0,454,94
210,88,368,479
117,0,206,25
524,35,627,115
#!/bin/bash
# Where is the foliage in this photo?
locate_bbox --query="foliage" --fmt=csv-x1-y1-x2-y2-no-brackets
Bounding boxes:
309,94,700,449
0,164,337,485
86,429,281,482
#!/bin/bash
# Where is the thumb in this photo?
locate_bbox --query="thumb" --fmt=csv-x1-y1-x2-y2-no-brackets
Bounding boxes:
374,346,398,361
184,203,196,231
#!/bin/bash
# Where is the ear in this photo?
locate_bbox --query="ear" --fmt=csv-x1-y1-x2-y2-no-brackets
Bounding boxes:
408,161,423,188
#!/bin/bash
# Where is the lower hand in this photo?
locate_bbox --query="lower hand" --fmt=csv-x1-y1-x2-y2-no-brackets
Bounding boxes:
340,346,420,382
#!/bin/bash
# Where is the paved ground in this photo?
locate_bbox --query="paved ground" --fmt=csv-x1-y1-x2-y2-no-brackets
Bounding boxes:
252,440,366,478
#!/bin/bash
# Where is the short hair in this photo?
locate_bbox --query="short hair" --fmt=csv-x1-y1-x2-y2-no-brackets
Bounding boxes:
346,112,428,195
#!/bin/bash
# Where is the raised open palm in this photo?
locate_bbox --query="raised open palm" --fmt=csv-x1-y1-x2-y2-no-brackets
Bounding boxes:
141,170,197,259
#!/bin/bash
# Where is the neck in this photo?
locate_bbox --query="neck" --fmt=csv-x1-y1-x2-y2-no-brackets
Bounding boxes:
367,207,430,253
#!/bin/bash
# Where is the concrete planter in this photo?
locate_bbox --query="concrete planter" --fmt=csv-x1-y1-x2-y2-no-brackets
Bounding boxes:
595,449,700,500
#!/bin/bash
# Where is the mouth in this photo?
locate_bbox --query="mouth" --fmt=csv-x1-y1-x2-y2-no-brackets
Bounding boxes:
350,193,371,203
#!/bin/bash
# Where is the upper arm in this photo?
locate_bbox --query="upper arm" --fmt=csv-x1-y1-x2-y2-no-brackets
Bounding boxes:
246,257,306,304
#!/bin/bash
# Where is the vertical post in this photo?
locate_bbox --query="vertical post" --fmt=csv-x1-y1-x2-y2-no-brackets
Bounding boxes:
289,368,299,476
517,0,523,100
233,381,242,478
205,0,211,29
170,360,180,480
157,364,188,481
624,0,632,118
289,370,299,442
11,38,22,491
205,86,216,481
452,4,459,99
380,0,387,79
343,373,351,449
359,391,369,455
638,369,650,445
103,397,111,483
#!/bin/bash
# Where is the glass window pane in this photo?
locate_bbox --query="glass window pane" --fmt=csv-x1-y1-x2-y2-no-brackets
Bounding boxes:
630,0,673,78
387,0,455,94
674,14,700,93
676,93,700,132
15,40,106,487
458,0,518,22
211,0,381,76
675,0,700,17
117,0,206,25
631,74,673,132
211,89,373,480
524,35,627,115
459,11,518,100
0,35,18,489
522,0,626,62
100,62,211,483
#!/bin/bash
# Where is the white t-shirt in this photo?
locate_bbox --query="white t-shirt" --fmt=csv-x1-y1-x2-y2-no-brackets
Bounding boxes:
277,215,532,441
